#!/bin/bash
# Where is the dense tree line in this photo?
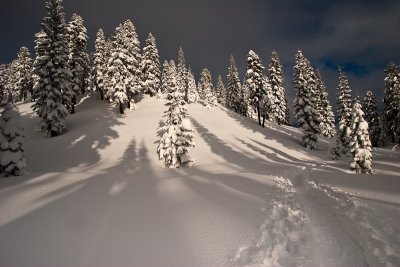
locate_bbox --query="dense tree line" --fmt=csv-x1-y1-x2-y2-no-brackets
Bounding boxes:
1,0,399,173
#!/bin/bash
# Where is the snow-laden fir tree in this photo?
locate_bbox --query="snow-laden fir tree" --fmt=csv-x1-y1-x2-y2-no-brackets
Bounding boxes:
0,65,9,101
315,70,336,138
383,63,400,143
31,0,73,137
7,60,19,99
67,13,90,112
105,20,142,113
0,99,26,176
336,68,353,154
177,47,188,101
141,33,160,96
187,67,199,103
245,50,265,110
261,75,273,120
161,60,169,93
363,91,381,147
157,60,195,168
293,50,321,150
13,47,33,101
215,75,226,106
93,28,107,100
284,97,290,125
102,38,113,101
198,68,217,108
268,51,287,125
226,55,243,114
349,99,373,174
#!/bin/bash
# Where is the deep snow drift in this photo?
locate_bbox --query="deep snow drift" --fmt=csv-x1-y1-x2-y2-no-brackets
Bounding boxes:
0,94,399,267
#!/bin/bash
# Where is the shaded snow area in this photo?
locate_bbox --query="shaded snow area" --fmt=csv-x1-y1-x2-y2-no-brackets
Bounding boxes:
1,93,400,266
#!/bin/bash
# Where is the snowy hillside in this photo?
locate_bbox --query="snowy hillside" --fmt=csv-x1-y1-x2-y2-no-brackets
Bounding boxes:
0,94,399,267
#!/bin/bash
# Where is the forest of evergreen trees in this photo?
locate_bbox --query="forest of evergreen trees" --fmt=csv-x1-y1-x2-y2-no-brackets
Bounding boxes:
0,0,399,173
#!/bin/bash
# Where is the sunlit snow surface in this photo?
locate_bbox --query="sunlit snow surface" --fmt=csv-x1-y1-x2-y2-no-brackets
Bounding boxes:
1,93,399,266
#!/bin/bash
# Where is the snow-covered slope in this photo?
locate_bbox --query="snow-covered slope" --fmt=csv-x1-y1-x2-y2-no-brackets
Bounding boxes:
0,94,399,266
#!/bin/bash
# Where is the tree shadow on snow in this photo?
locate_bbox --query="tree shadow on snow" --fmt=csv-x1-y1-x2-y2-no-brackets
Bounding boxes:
0,138,198,266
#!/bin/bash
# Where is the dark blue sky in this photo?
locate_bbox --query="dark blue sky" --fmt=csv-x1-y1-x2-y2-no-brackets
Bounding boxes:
1,0,399,104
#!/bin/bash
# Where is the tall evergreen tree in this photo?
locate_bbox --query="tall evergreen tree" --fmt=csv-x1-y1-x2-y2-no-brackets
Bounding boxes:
13,47,33,101
293,50,321,150
245,50,265,107
262,74,273,120
141,33,160,96
315,70,336,138
187,67,198,103
0,100,26,176
198,68,216,108
284,97,290,125
349,99,373,174
31,0,73,137
177,47,188,101
7,60,19,99
226,55,242,114
67,13,90,112
363,91,381,147
161,60,169,93
105,20,142,113
383,63,400,143
0,65,9,101
336,68,353,154
268,51,287,125
157,59,194,168
93,28,107,100
215,75,226,105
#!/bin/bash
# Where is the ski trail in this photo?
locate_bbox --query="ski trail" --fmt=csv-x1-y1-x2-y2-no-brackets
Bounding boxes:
308,178,400,267
231,175,306,267
287,166,367,267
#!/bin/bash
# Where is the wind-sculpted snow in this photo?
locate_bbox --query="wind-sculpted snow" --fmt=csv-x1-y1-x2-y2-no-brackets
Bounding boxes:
308,179,400,267
232,176,306,267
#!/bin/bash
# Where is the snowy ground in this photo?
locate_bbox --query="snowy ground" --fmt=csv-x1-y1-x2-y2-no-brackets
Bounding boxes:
0,93,399,266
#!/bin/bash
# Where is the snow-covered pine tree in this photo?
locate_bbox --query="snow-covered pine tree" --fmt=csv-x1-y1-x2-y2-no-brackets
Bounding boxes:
157,61,195,168
246,50,265,107
293,50,321,150
0,99,26,176
336,67,353,154
187,67,199,103
284,97,290,125
13,47,33,101
141,33,160,96
31,0,73,137
268,50,287,125
102,38,113,101
93,28,107,100
383,63,400,143
363,91,381,147
262,74,273,120
67,14,90,99
349,99,373,174
7,60,19,100
105,20,141,113
198,68,216,108
177,47,188,101
215,75,226,105
161,60,169,94
315,70,336,138
0,65,9,101
226,55,242,114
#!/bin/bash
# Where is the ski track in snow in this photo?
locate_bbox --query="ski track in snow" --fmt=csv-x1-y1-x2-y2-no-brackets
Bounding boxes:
307,177,400,267
232,172,306,267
